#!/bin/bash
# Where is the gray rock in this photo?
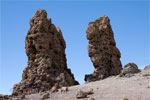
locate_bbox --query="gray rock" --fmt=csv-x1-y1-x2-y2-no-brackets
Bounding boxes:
61,87,68,93
120,63,140,77
86,88,94,95
41,92,49,100
76,90,87,99
142,73,150,77
13,98,19,100
85,15,122,82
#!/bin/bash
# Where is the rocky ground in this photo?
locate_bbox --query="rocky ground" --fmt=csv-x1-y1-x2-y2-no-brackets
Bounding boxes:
8,69,150,100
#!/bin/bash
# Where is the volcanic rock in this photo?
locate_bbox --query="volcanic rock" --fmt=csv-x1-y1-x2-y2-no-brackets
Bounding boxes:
41,92,49,100
50,85,58,93
76,90,87,99
85,15,122,82
12,9,79,96
144,65,150,70
120,63,140,77
0,94,9,100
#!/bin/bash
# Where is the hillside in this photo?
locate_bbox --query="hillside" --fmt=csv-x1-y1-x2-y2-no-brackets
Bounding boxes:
9,69,150,100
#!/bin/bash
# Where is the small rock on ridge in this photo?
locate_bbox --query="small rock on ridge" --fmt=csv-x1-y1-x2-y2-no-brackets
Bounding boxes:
120,63,140,77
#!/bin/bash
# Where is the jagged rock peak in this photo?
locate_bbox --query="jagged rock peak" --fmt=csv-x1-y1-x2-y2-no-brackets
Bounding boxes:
12,9,79,96
85,15,122,82
33,9,47,18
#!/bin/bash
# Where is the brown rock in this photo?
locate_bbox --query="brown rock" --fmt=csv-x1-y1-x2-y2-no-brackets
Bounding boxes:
120,63,140,77
85,15,122,82
50,86,58,93
12,9,79,96
144,65,150,70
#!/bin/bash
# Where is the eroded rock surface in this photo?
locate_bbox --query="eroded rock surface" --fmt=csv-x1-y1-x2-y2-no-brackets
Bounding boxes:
120,63,140,77
85,15,122,82
12,9,79,96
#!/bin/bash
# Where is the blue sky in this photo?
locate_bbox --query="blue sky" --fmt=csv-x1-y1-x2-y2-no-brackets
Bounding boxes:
0,0,149,95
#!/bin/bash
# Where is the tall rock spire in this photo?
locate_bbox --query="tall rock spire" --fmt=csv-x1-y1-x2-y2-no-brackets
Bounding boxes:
13,9,79,96
85,15,122,82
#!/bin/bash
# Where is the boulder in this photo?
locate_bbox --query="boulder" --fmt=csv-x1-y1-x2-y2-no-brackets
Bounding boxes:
144,65,150,70
85,15,122,82
120,63,140,77
76,90,87,99
41,92,49,100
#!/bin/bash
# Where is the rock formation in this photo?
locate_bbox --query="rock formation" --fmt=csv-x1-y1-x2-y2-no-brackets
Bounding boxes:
120,63,140,77
144,65,150,70
85,15,122,82
12,9,79,96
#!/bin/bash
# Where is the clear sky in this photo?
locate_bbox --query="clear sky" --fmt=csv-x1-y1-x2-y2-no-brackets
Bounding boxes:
0,0,149,95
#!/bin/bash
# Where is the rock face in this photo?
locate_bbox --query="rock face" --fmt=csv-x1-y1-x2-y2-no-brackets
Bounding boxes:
85,15,122,82
120,63,140,77
12,9,79,96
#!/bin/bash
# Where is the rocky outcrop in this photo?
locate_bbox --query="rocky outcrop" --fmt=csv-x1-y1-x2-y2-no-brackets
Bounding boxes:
85,15,122,82
144,65,150,70
12,9,79,96
120,63,140,77
0,94,10,100
76,90,87,99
